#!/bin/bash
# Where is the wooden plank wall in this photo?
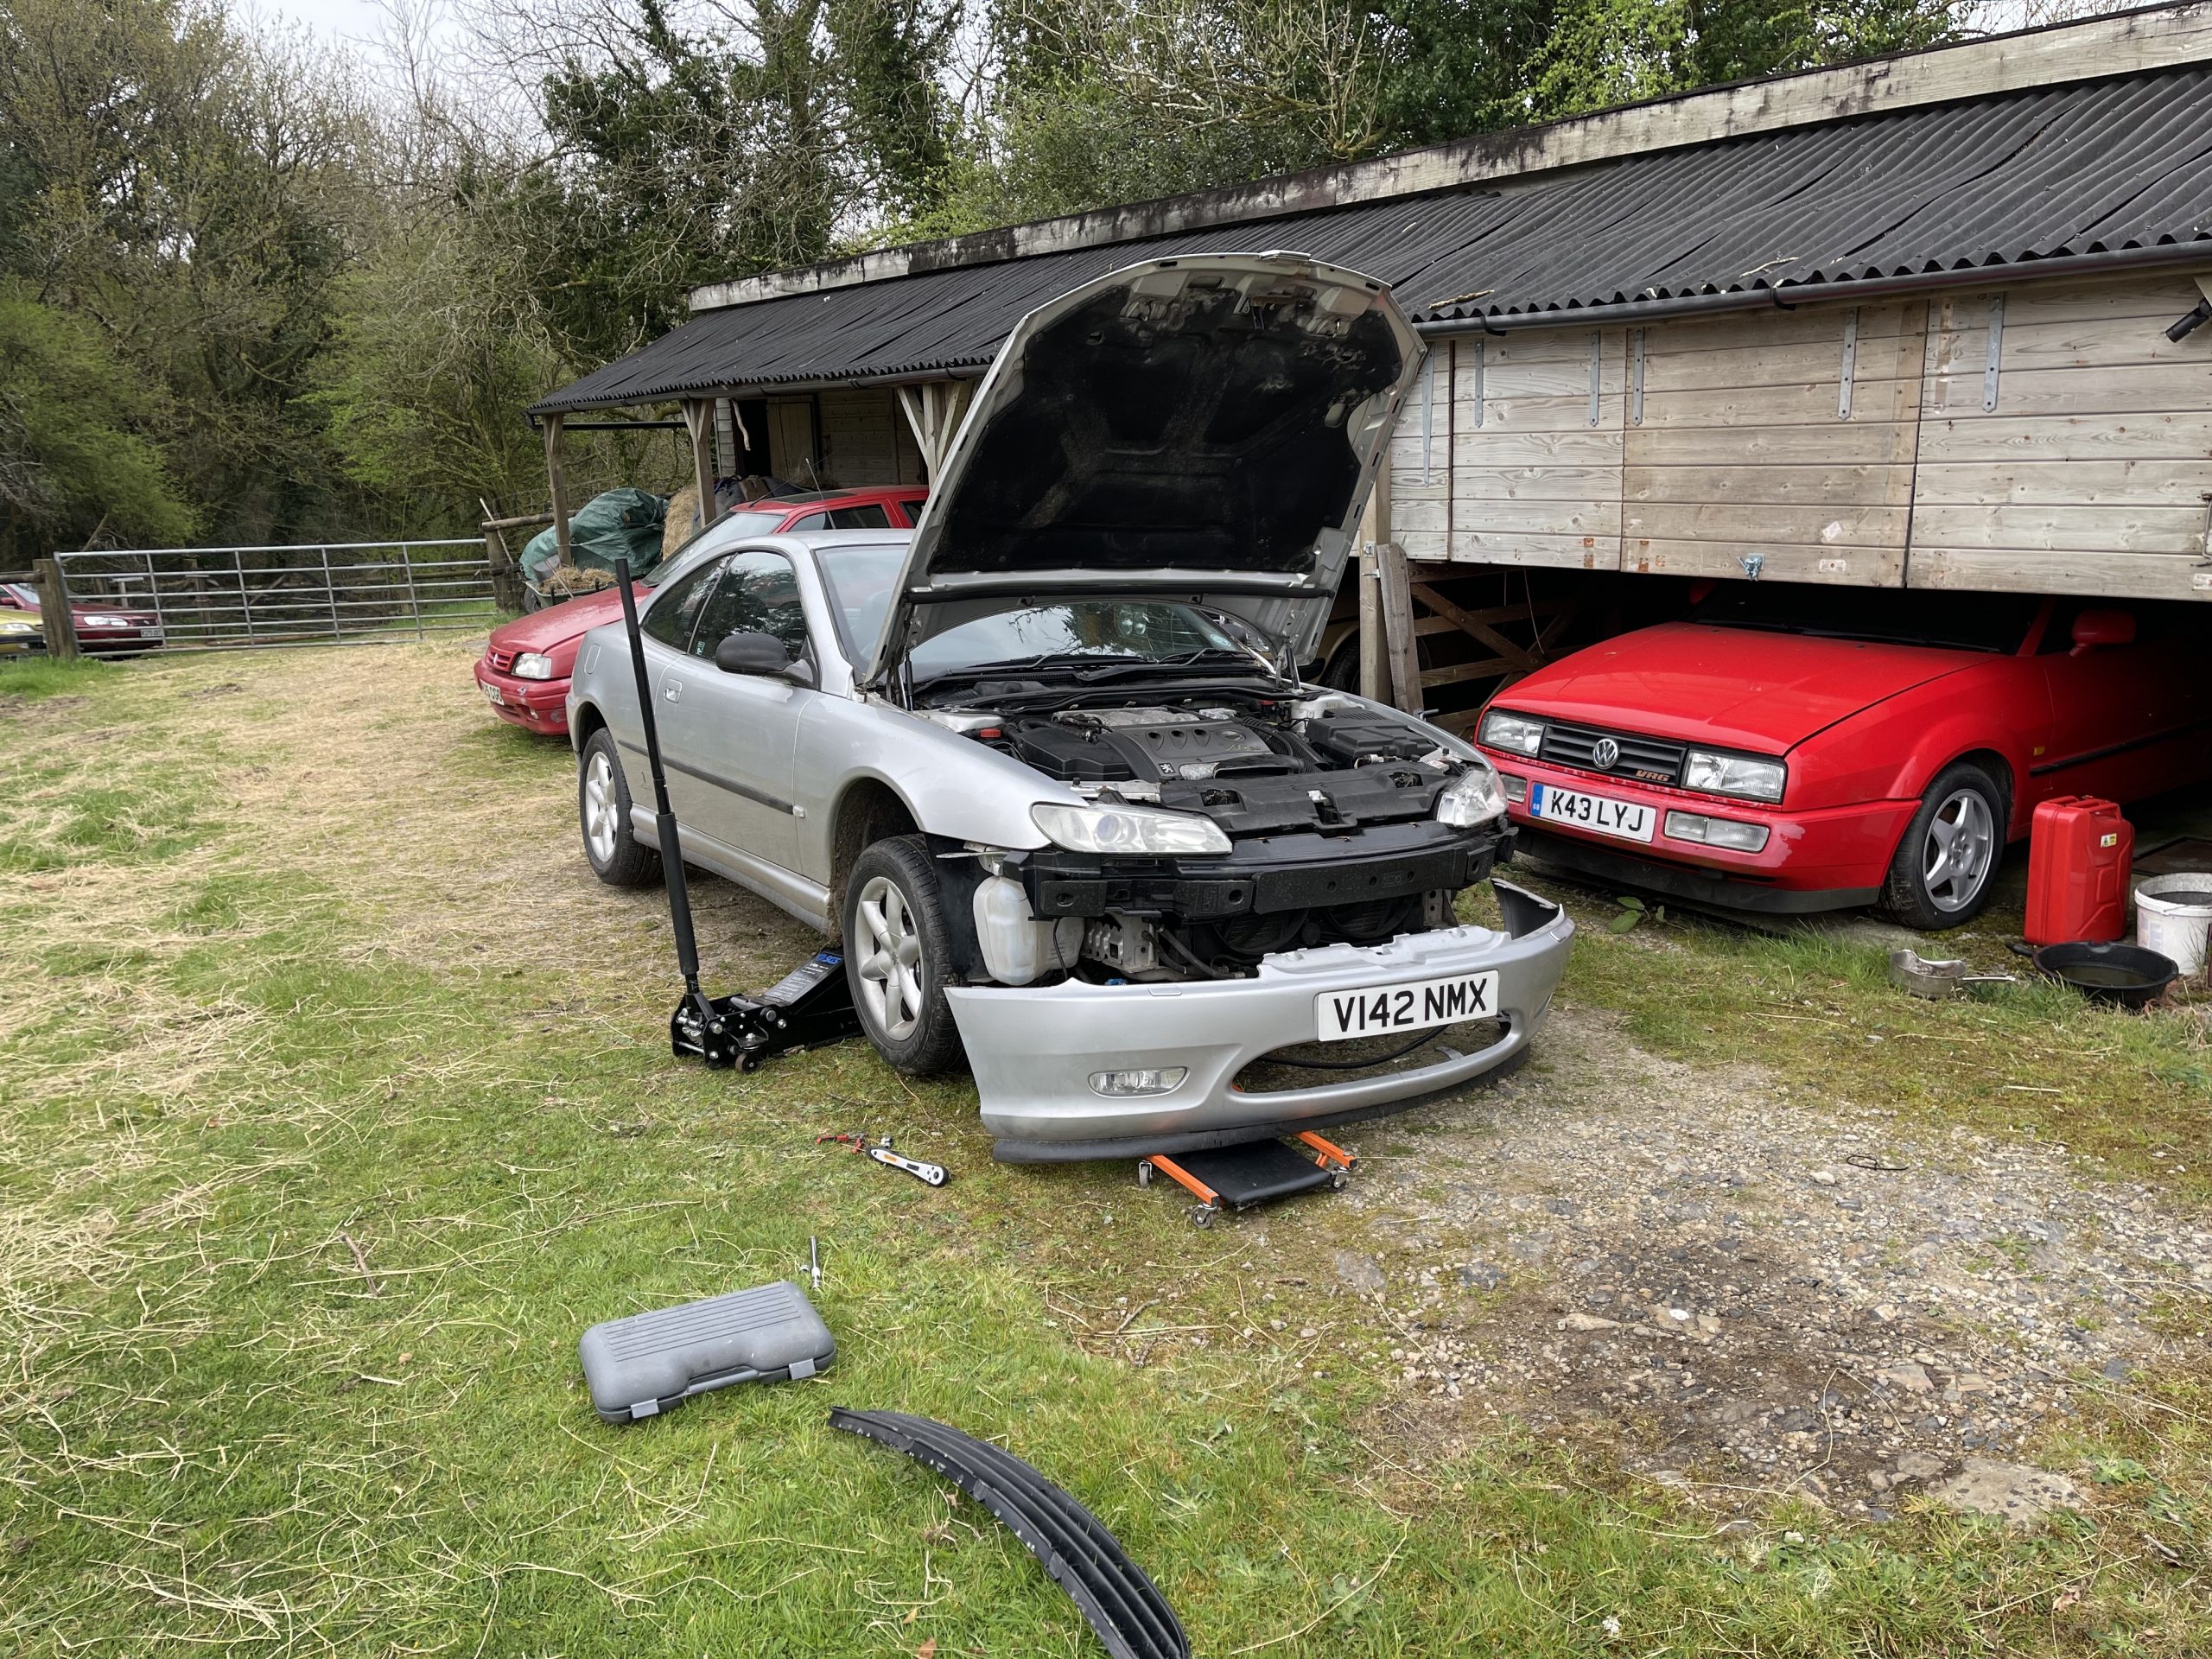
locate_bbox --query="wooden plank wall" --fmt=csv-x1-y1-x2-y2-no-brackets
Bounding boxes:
1910,273,2212,601
1624,300,1924,586
1389,333,1630,569
1417,270,2212,601
817,387,928,487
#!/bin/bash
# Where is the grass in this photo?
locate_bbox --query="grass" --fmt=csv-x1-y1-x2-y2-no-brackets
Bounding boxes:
0,641,2205,1656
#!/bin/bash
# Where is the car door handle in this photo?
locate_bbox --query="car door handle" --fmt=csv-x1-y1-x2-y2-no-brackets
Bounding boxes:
663,679,683,703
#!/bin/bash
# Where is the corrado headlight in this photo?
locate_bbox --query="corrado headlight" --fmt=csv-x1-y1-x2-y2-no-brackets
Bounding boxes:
512,651,556,681
1031,800,1231,857
1435,763,1507,829
1478,709,1544,757
1683,749,1786,804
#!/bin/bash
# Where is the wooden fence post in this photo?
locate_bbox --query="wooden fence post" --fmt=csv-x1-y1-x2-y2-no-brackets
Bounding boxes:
34,558,78,661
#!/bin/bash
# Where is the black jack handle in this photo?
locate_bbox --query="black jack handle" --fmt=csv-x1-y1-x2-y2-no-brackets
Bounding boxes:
613,557,716,1038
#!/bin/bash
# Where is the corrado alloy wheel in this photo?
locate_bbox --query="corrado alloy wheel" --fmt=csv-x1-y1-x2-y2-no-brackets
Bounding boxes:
1881,759,2005,931
1921,785,1996,915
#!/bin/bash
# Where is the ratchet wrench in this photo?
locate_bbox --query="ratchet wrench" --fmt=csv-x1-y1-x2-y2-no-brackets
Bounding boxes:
865,1143,950,1186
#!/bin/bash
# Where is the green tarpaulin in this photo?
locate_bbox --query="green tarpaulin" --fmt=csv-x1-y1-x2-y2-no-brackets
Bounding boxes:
521,487,668,589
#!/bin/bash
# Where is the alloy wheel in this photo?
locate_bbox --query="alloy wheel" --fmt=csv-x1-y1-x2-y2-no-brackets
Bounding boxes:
855,874,925,1040
582,751,620,865
1921,787,1995,913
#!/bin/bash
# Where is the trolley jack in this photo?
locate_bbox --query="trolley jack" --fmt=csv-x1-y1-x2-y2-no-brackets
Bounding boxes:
613,556,861,1073
1138,1133,1357,1229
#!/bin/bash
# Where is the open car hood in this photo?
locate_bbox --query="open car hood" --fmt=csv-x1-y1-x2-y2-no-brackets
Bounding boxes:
864,253,1421,687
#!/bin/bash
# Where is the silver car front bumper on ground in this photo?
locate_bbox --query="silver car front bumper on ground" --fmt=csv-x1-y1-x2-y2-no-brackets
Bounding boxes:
950,880,1574,1162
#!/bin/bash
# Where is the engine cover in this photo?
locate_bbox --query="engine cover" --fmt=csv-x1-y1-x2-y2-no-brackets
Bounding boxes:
1066,709,1281,782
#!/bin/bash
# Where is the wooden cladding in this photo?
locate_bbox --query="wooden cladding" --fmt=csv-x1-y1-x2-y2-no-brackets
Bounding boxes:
1395,270,2212,601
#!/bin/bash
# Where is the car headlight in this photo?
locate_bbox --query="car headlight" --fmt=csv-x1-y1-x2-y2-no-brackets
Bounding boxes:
1031,800,1231,856
512,652,556,681
1435,763,1507,828
0,619,36,636
1683,749,1786,803
80,614,129,627
1478,709,1545,757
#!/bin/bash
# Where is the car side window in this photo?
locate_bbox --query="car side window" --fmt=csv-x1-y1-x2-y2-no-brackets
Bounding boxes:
824,504,891,530
640,563,722,652
785,512,829,532
689,549,809,662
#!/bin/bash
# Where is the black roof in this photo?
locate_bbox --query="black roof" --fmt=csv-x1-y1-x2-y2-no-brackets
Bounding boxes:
535,63,2212,416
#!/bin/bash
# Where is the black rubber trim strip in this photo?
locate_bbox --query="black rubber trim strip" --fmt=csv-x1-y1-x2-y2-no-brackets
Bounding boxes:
2027,717,2210,778
619,738,795,813
829,1408,1188,1659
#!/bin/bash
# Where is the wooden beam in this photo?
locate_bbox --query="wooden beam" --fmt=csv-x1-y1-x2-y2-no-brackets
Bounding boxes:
1418,654,1517,690
896,380,974,476
543,415,570,569
1408,582,1540,671
1357,470,1388,701
1375,537,1423,714
683,399,717,530
34,557,77,660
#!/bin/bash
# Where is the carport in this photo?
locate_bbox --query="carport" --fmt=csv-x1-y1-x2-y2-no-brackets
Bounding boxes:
531,2,2212,729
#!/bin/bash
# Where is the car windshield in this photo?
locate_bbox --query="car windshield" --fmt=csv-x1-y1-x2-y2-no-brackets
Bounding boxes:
814,543,1252,682
1692,584,2039,653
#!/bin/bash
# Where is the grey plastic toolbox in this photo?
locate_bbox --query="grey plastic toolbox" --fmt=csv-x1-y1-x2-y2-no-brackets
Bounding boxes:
580,1280,834,1423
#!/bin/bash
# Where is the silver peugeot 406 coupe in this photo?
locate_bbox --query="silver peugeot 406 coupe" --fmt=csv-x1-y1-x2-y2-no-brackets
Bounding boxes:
567,252,1574,1161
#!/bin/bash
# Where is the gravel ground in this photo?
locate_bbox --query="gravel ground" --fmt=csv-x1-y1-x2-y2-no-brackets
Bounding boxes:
1319,1004,2211,1517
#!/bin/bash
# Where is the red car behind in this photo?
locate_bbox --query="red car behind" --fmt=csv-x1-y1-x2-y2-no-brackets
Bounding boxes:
0,582,166,654
474,486,927,734
1474,586,2210,928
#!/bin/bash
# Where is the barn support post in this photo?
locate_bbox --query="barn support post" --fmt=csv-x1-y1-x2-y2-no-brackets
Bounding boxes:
1375,539,1422,715
682,398,718,530
34,557,78,660
543,414,571,568
895,380,974,477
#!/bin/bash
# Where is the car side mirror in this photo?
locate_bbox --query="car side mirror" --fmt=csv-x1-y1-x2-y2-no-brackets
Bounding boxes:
2070,609,2135,655
714,629,811,683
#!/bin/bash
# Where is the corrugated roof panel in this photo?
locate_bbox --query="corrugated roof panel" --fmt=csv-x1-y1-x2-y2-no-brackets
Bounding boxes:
534,63,2212,413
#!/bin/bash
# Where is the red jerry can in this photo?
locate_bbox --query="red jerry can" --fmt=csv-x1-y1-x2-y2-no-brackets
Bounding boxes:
2024,795,2133,946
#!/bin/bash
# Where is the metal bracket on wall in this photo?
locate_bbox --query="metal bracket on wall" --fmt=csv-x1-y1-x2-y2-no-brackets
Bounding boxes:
1739,553,1765,581
1418,353,1437,483
1982,295,2005,412
1470,340,1484,429
1838,308,1859,420
1629,328,1646,426
1586,332,1603,426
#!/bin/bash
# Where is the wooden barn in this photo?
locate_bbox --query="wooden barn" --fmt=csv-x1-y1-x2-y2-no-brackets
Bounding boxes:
531,2,2212,728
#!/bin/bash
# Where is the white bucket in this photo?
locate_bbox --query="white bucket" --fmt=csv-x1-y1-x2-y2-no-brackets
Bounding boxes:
2135,874,2212,978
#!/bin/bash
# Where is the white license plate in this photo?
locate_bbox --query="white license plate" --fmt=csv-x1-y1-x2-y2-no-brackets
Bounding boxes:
1316,971,1499,1042
1529,782,1655,842
481,682,504,704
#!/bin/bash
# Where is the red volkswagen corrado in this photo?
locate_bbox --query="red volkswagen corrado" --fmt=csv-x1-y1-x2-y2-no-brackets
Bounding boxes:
1475,585,2210,928
474,486,926,734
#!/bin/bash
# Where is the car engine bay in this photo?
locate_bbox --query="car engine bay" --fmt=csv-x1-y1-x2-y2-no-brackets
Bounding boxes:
923,689,1513,985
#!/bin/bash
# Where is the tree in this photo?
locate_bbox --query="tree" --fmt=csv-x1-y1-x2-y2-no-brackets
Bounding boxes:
0,282,196,557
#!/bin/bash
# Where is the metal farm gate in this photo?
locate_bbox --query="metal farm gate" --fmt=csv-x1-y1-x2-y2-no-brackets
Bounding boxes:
54,541,497,652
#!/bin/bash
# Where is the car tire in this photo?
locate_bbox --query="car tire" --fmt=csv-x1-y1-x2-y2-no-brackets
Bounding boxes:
842,835,965,1077
578,727,660,888
1880,760,2006,931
